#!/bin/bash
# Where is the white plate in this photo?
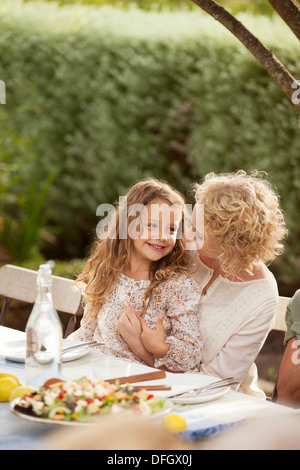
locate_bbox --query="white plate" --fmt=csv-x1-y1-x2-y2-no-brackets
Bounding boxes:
168,386,230,405
132,372,232,405
2,340,92,363
10,397,173,426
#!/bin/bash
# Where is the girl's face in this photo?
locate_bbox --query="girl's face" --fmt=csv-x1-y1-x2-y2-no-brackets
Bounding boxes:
131,198,182,264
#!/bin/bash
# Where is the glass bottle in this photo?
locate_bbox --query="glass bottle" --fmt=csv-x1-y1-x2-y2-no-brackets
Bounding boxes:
25,264,63,387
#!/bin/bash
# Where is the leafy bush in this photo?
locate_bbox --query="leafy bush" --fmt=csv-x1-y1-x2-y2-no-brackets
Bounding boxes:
22,0,277,15
1,1,300,291
25,0,193,10
18,258,84,279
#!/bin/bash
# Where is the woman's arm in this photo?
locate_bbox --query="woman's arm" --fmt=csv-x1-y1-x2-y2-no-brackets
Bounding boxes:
150,276,202,372
118,276,202,372
116,306,155,367
199,307,274,386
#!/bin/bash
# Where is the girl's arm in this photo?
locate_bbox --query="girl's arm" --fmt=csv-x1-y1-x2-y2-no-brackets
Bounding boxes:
137,314,171,357
67,304,98,341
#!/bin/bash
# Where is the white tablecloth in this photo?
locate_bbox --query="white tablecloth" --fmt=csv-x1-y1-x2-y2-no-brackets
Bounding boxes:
0,326,297,449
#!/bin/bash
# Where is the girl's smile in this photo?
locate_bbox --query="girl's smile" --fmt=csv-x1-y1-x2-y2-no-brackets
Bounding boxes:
145,242,168,252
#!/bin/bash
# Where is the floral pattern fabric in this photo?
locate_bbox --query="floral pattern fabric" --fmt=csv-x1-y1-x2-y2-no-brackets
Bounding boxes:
69,273,202,372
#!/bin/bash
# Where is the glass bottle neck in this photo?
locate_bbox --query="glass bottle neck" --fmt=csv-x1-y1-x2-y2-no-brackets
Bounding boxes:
36,284,53,303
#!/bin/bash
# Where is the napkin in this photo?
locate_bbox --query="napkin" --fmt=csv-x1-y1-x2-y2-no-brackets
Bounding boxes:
168,407,243,440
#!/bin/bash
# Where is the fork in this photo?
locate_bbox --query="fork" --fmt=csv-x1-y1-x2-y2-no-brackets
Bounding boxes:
61,340,104,354
167,377,240,399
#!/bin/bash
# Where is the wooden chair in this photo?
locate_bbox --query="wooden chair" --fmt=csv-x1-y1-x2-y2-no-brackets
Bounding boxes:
271,296,290,332
0,264,83,338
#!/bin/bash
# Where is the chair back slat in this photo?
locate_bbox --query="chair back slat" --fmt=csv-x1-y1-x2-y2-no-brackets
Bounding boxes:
0,264,82,315
272,296,290,332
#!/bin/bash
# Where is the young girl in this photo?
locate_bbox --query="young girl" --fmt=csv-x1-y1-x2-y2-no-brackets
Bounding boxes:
68,178,202,372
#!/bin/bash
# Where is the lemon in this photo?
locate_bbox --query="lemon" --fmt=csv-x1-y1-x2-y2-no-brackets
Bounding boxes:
9,385,36,402
0,373,20,385
0,377,19,402
161,413,187,434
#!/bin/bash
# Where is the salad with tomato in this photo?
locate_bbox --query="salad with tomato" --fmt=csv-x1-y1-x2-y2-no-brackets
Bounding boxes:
13,377,166,422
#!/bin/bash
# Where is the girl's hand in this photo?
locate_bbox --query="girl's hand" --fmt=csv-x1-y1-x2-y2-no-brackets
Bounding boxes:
136,314,171,358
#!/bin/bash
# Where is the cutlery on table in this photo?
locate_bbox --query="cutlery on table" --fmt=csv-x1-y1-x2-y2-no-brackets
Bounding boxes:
43,371,171,390
123,385,171,391
167,377,240,399
105,370,167,386
61,340,104,354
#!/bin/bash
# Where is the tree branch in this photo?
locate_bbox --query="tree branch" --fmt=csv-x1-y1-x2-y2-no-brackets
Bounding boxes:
268,0,300,42
191,0,300,117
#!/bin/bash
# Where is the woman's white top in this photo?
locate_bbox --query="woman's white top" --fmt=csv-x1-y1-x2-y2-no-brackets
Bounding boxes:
196,257,278,397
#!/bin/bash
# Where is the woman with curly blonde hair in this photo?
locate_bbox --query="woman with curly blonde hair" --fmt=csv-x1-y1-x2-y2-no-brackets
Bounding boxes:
69,178,202,372
191,170,287,397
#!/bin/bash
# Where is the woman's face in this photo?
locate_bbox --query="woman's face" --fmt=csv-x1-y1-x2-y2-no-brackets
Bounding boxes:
191,206,222,259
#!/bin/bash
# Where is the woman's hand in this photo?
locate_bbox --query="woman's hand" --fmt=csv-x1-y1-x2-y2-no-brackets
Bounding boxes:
116,305,142,340
136,314,171,358
116,305,154,367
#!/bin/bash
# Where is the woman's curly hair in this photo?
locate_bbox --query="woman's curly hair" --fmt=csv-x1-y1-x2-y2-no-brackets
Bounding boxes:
75,178,195,316
194,170,288,280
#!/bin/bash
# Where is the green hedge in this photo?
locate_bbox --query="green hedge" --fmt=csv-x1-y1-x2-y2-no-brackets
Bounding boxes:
23,0,194,11
22,0,277,15
24,0,300,15
1,1,300,291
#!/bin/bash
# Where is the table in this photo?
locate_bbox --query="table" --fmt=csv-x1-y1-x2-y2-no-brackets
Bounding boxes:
0,326,298,450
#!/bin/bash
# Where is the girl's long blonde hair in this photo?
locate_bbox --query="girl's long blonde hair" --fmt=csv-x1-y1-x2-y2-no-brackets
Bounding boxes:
76,178,194,316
